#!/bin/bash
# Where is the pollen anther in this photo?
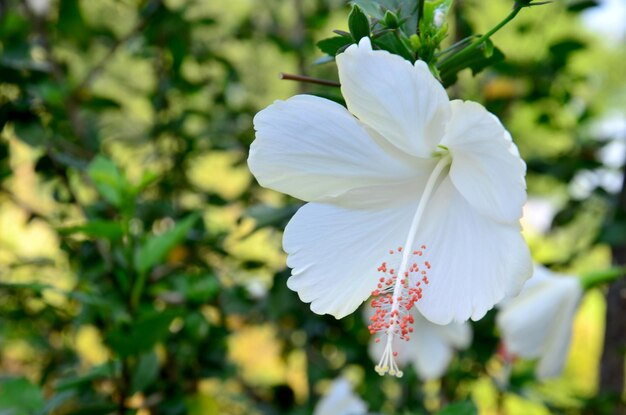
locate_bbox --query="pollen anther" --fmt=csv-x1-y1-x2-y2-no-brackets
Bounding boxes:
369,245,432,377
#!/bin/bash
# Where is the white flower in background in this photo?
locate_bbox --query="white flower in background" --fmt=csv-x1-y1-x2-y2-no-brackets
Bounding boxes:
522,197,557,234
248,38,531,376
433,7,447,28
313,378,367,415
25,0,50,16
369,309,472,380
496,266,583,379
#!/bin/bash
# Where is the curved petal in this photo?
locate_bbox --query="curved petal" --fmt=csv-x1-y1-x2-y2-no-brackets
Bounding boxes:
336,38,451,158
410,326,453,380
284,201,418,319
250,94,424,206
415,178,533,324
410,314,471,380
442,100,527,224
432,319,473,349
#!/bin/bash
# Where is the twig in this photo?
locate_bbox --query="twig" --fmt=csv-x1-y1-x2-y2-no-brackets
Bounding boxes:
279,73,340,88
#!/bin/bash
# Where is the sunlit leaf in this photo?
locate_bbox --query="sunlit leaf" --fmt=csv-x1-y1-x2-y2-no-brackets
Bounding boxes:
58,220,124,240
134,213,200,274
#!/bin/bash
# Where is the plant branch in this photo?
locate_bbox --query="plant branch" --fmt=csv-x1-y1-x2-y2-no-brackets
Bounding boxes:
438,5,522,70
581,266,626,290
279,73,340,88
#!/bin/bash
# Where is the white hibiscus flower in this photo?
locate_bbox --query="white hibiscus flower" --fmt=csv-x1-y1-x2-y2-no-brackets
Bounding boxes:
369,309,472,379
248,38,532,376
496,265,583,379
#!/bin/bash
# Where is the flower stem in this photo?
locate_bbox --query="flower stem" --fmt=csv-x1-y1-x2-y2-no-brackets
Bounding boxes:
581,266,626,290
438,5,522,70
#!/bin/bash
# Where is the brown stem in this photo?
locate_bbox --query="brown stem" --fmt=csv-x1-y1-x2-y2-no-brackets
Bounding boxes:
600,144,626,413
279,73,340,88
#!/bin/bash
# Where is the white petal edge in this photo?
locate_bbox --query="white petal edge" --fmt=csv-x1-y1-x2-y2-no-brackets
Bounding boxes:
250,94,422,206
415,177,533,324
336,38,451,158
442,100,527,224
284,201,418,319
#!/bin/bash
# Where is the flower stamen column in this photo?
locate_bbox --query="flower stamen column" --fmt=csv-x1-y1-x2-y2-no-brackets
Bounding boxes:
372,155,451,377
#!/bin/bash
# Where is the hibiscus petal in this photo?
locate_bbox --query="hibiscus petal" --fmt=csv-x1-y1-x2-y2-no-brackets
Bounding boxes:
442,100,527,224
367,310,471,380
496,267,582,379
249,94,424,205
409,314,471,380
415,178,532,324
336,38,451,158
410,324,454,380
284,201,418,319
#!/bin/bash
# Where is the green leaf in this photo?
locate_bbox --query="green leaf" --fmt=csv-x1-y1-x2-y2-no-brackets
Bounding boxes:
13,120,47,147
55,363,119,392
87,155,129,208
566,0,599,12
186,275,221,303
134,213,200,274
372,31,415,61
0,378,45,415
348,5,371,41
131,352,160,393
351,0,418,36
317,36,354,56
0,281,52,293
58,220,124,240
106,311,178,357
133,170,160,195
436,400,478,415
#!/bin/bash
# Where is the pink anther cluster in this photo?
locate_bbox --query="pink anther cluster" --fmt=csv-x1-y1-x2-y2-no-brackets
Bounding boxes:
368,245,431,342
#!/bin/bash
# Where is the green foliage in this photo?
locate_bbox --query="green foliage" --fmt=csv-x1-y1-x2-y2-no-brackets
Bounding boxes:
352,0,419,36
106,311,178,357
436,401,478,415
0,0,624,414
0,378,45,415
348,5,371,41
134,213,200,275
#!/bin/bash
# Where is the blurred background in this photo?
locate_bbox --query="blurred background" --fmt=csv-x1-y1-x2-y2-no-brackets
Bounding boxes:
0,0,625,414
